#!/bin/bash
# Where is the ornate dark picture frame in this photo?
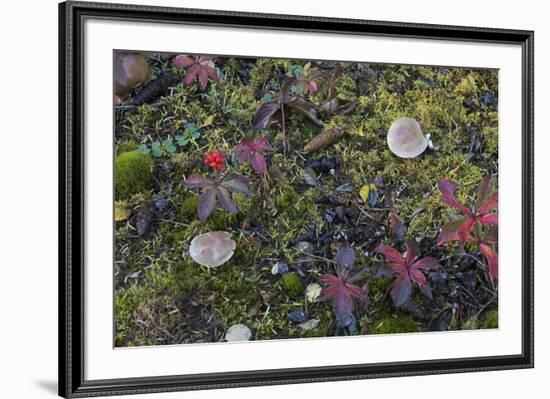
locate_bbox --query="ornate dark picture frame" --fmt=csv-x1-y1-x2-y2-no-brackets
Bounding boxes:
59,1,534,397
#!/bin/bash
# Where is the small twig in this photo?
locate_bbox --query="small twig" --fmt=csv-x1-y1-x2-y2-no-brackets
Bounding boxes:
294,150,306,161
459,284,481,306
159,219,188,227
280,101,287,155
298,251,337,265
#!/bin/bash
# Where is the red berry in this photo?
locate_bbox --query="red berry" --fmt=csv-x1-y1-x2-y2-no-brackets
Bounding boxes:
204,151,224,170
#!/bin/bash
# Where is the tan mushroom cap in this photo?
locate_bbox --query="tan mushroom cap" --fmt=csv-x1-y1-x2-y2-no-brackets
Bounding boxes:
189,231,236,268
114,52,149,96
387,117,428,158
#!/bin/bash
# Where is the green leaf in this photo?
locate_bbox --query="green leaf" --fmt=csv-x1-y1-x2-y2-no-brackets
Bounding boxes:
261,92,273,103
163,138,177,153
176,135,188,146
185,123,201,139
151,141,163,158
138,144,150,154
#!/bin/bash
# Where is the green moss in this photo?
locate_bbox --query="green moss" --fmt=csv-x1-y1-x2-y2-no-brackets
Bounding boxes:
455,74,479,97
463,316,479,330
369,276,392,298
334,72,357,99
281,273,304,297
115,151,153,199
372,315,420,334
207,210,238,230
116,140,139,155
483,310,498,329
179,195,199,222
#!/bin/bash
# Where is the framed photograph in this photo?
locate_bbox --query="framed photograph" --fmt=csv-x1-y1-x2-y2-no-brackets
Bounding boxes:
59,1,534,397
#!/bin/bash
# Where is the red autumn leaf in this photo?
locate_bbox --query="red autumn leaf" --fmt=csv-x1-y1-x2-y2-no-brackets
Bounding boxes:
479,243,498,280
182,168,250,220
173,55,219,91
197,188,217,221
467,229,499,280
476,175,493,209
319,272,368,328
172,55,195,68
232,137,272,174
436,217,469,245
182,175,214,189
437,177,498,245
216,186,238,213
375,242,439,307
437,176,499,280
438,179,473,217
219,174,251,196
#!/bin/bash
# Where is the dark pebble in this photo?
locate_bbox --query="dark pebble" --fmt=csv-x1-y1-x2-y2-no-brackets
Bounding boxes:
288,310,308,323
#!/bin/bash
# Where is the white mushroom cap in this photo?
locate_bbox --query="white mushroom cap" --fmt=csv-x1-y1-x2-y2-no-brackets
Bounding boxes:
225,324,252,342
189,231,236,268
387,117,428,158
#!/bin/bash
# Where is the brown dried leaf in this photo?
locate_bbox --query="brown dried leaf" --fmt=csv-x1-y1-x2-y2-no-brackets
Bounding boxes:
303,127,347,154
135,201,155,237
319,98,356,115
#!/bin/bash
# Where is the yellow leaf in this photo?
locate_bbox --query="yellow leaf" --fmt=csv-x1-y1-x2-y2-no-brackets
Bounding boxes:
115,201,130,221
359,184,376,203
202,114,214,127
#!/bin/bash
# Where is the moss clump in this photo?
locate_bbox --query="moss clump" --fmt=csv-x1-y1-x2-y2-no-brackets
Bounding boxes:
281,273,304,297
115,151,153,199
483,310,498,329
372,315,419,334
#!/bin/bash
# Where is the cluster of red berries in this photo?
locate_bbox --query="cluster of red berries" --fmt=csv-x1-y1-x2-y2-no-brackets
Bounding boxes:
204,151,225,170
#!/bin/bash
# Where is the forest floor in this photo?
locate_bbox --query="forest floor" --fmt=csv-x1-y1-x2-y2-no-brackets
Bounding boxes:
114,53,499,346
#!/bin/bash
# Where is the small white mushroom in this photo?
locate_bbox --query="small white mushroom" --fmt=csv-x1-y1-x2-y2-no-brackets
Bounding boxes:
387,117,429,158
305,283,322,303
189,231,236,268
225,324,252,342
